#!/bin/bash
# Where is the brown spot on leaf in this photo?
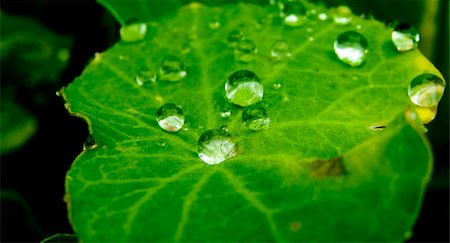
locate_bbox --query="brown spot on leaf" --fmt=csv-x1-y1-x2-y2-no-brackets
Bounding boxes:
309,156,346,178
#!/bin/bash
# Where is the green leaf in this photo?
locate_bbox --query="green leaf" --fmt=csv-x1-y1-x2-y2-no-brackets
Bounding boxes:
41,234,78,243
0,11,72,86
63,1,444,241
0,94,38,154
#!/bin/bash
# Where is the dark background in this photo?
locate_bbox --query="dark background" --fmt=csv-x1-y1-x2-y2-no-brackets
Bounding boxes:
1,0,448,242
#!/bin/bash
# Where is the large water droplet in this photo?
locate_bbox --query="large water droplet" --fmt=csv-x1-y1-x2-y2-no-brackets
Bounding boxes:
271,40,292,61
235,39,257,63
283,1,307,27
392,23,420,52
197,129,237,165
120,22,147,42
334,31,368,67
242,104,270,131
136,68,157,86
159,55,187,82
225,70,264,107
227,30,244,46
332,6,352,25
156,103,185,132
408,73,445,107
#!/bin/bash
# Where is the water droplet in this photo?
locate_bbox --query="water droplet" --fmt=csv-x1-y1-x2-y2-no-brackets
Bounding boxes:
242,104,270,131
156,103,185,132
197,129,237,165
209,17,221,30
332,6,352,25
159,55,187,82
392,23,420,52
227,30,244,46
55,91,61,97
136,68,157,86
355,24,362,30
120,22,147,42
408,73,445,107
225,70,264,107
157,138,166,146
283,1,307,27
308,36,314,42
272,83,282,89
235,39,257,63
413,105,437,124
334,31,368,67
83,135,97,150
271,40,292,61
220,106,232,118
318,12,328,21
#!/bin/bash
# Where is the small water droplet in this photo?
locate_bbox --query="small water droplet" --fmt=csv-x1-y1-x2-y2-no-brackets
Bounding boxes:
55,91,61,97
227,30,244,46
197,129,237,165
156,103,185,132
318,12,328,21
225,70,264,107
283,1,307,27
235,39,257,63
272,83,282,89
220,125,229,132
242,104,270,131
120,22,147,42
308,36,314,42
392,23,420,52
83,135,97,150
119,55,129,60
271,40,292,61
355,24,362,30
181,42,191,54
408,73,445,107
332,6,352,25
159,55,187,82
157,138,166,146
334,31,368,67
220,106,232,118
136,68,157,86
209,17,221,30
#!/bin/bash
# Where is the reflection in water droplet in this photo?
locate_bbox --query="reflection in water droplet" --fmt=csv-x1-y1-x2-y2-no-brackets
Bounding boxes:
392,23,420,52
271,40,292,61
159,55,187,82
413,105,437,124
220,106,232,118
136,68,157,86
156,103,185,132
235,39,257,63
408,73,445,107
209,17,221,30
334,31,368,67
83,135,97,151
242,104,270,131
157,138,166,146
197,129,237,165
225,70,264,107
283,1,307,27
332,6,352,25
120,22,147,42
227,30,244,46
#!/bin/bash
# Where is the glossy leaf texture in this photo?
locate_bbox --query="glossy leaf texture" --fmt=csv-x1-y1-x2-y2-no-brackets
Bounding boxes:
62,1,444,241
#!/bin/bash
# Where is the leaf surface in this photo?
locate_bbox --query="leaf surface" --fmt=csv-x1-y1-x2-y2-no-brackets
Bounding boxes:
63,1,443,241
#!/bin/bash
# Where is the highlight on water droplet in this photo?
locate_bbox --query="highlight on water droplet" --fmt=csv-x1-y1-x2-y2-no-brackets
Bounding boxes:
332,6,352,25
159,55,187,82
272,82,282,89
157,138,167,146
235,39,257,63
227,30,244,46
242,103,270,131
283,1,307,27
136,67,157,86
392,23,420,52
225,70,264,107
209,17,221,30
156,103,185,132
120,22,147,42
197,129,237,165
271,40,292,61
318,12,328,21
220,106,232,118
334,31,368,67
83,134,97,151
408,73,445,107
